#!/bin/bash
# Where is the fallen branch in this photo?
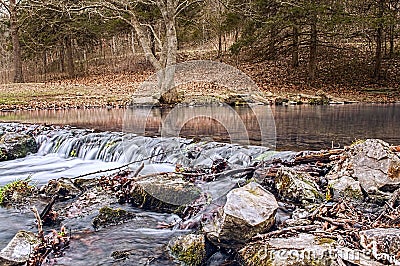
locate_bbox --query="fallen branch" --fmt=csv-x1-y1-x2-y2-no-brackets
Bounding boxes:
72,150,172,179
290,149,343,165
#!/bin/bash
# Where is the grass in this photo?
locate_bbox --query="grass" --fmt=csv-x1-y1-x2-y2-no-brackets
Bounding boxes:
0,177,35,206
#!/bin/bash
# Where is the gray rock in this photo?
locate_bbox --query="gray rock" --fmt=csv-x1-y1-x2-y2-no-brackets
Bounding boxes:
327,139,400,194
130,96,160,106
329,176,363,201
0,133,37,161
238,233,338,266
275,167,323,204
40,178,82,201
130,174,202,216
168,234,206,266
239,233,387,266
204,182,278,247
360,228,400,264
337,247,386,266
0,230,39,265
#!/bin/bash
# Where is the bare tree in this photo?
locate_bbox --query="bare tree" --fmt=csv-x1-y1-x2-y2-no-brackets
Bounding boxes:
87,0,201,104
0,0,23,82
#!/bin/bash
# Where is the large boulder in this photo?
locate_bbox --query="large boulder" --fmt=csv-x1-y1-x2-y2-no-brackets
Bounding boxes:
327,139,400,195
275,167,323,204
238,233,337,266
0,133,38,161
168,234,206,266
204,182,278,247
0,230,39,265
129,174,202,217
238,233,384,266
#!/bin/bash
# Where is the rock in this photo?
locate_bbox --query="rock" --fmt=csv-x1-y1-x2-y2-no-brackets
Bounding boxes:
40,178,82,201
0,133,37,161
130,96,160,106
129,174,202,216
224,93,251,106
329,176,363,201
275,167,323,204
92,206,136,229
338,247,386,266
0,178,36,206
327,139,400,194
0,230,39,265
168,234,206,266
238,233,338,266
274,97,289,105
360,228,400,264
204,182,278,247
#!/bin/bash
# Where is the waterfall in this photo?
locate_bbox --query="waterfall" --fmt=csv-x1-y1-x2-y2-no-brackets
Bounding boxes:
35,128,268,168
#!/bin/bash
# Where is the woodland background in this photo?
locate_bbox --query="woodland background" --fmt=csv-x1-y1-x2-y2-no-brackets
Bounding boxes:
0,0,399,100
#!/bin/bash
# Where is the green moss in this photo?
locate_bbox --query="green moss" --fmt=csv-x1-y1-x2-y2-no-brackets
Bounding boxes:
0,177,35,206
169,235,205,266
350,139,366,147
0,148,7,161
316,237,335,245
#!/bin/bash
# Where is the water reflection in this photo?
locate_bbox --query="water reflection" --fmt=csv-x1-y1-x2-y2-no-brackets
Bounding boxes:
0,104,399,151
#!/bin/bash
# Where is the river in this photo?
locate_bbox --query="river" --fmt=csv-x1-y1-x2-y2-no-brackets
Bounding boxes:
0,103,399,265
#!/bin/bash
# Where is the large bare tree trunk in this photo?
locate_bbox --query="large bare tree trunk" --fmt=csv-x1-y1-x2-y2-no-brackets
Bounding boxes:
10,0,23,83
308,16,318,82
374,0,384,80
130,0,179,104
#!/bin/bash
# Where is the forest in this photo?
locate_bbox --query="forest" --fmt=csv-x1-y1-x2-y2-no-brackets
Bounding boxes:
0,0,399,102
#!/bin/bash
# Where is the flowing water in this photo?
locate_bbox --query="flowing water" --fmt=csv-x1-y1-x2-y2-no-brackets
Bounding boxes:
0,103,399,265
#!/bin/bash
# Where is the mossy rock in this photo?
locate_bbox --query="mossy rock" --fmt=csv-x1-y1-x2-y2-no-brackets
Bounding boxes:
92,206,136,229
0,133,38,161
129,175,202,217
0,178,36,206
168,234,206,266
275,167,323,204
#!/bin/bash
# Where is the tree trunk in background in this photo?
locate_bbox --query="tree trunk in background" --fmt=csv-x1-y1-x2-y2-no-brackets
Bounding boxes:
292,26,299,67
217,26,222,60
374,0,384,80
131,0,179,104
308,17,318,81
10,0,23,83
65,36,75,77
389,25,394,58
268,27,277,60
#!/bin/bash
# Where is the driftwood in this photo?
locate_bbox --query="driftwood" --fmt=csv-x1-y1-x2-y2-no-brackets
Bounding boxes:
290,149,343,165
40,196,57,220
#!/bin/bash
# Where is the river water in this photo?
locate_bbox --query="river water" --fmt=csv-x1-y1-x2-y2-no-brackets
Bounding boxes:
1,104,399,150
0,103,399,265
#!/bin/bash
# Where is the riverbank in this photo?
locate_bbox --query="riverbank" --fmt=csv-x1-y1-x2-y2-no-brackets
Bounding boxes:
0,62,399,111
